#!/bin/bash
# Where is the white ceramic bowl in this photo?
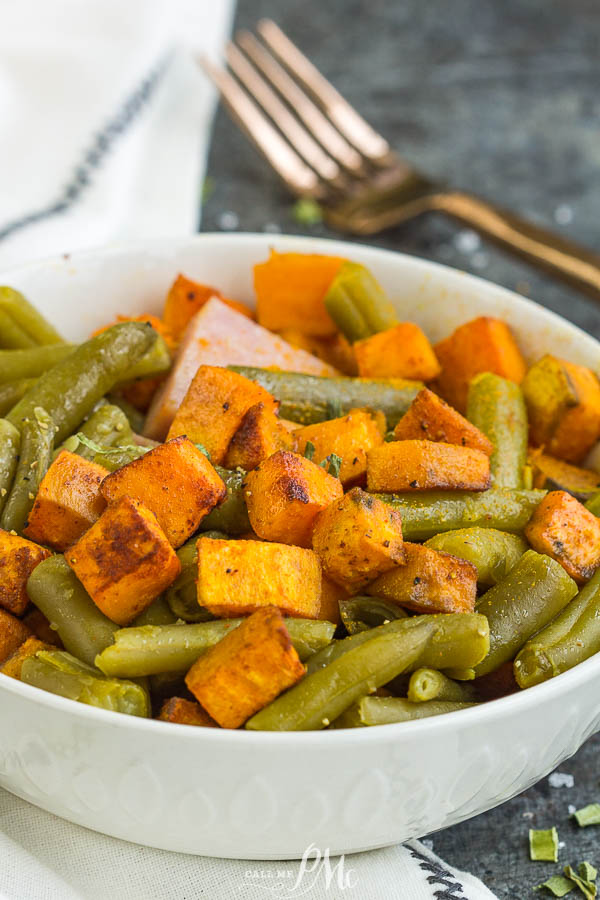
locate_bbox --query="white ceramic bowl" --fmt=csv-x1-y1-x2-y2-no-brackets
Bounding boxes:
1,234,599,860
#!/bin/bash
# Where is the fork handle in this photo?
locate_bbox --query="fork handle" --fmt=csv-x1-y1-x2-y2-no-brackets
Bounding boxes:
432,190,600,300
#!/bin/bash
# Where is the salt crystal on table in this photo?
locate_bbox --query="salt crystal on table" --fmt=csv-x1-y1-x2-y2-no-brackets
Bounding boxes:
558,841,566,850
568,804,577,815
218,210,239,230
554,204,573,225
454,230,481,253
421,839,434,851
548,772,574,788
522,811,534,819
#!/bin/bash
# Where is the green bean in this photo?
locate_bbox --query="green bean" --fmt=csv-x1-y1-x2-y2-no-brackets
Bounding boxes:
0,344,74,384
27,556,118,666
0,309,37,349
55,404,133,461
333,697,477,728
424,527,527,586
20,650,150,717
1,407,54,533
0,287,65,345
132,596,177,627
106,394,145,433
119,333,171,382
473,550,578,678
305,613,489,676
443,667,476,681
199,467,250,535
377,489,546,541
165,533,225,622
514,569,600,688
95,618,337,678
323,262,398,342
407,668,478,703
229,366,421,427
339,596,408,634
246,619,435,731
0,419,20,517
92,445,148,472
585,493,600,517
0,379,37,417
467,373,528,488
7,322,156,443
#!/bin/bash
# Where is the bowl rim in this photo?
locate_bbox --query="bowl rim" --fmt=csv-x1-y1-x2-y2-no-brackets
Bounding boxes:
1,231,599,746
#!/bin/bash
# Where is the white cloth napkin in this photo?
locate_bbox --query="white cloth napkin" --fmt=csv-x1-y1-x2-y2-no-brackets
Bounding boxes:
0,2,498,896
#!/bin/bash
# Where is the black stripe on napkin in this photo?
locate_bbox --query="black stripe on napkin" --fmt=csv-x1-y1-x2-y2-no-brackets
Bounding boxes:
410,846,471,899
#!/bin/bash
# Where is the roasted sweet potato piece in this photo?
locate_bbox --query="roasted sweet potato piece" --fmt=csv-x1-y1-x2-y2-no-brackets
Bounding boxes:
101,436,225,548
23,450,108,551
529,450,600,501
223,402,293,471
22,608,62,647
0,529,51,616
92,313,175,349
312,488,405,590
0,608,31,664
434,316,527,412
354,323,441,381
197,537,321,618
158,697,219,727
366,542,478,614
294,409,385,486
254,250,345,337
366,440,491,492
524,490,600,583
317,577,345,625
522,355,600,463
163,273,253,341
394,388,494,456
185,606,306,728
0,636,51,679
279,329,357,375
244,450,343,547
166,365,277,465
66,496,181,625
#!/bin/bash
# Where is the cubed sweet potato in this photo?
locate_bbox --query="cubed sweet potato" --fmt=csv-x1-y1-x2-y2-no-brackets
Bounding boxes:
163,273,253,341
145,298,337,440
244,450,343,547
166,365,277,464
354,323,441,381
66,496,181,625
22,608,62,647
0,636,50,679
366,440,491,492
529,450,600,501
254,250,345,336
317,577,345,625
223,401,293,471
185,606,306,728
294,409,385,486
23,450,109,551
158,697,219,727
0,529,51,616
394,388,494,456
366,542,478,614
434,316,527,412
279,329,358,375
524,490,600,583
522,355,600,463
101,436,225,548
0,609,31,664
197,537,322,618
312,488,405,590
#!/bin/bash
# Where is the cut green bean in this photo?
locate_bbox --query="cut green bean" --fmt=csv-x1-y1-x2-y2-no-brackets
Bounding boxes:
0,309,37,349
0,287,65,345
443,667,476,681
95,618,337,678
199,467,250,535
106,394,145,433
55,404,133,461
118,333,171,382
333,697,477,728
20,650,150,717
27,556,118,666
0,379,37,417
585,492,600,517
0,344,74,384
1,407,54,533
424,527,527,586
229,366,421,427
132,596,177,627
323,262,398,342
407,668,478,703
474,550,578,678
246,619,435,731
377,489,546,541
0,418,20,517
7,322,156,443
165,532,225,622
467,373,528,488
514,569,600,688
339,596,408,634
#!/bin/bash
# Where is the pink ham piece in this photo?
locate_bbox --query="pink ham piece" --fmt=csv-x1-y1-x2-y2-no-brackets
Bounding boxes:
144,296,338,439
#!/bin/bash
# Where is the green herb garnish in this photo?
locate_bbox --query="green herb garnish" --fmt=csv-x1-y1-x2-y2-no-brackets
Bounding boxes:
291,198,323,226
194,442,211,460
326,398,342,419
530,827,559,862
573,804,600,827
75,433,150,456
303,441,316,461
564,863,597,899
327,453,342,478
535,876,573,897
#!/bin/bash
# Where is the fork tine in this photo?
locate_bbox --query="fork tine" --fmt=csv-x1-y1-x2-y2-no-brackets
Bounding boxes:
257,19,391,162
226,43,341,184
201,58,322,197
236,30,364,173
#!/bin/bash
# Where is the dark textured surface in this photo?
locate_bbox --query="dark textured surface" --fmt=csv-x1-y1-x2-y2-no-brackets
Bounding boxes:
202,1,600,896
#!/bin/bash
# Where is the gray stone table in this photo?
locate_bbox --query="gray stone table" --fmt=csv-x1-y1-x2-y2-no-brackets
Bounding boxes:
202,1,600,895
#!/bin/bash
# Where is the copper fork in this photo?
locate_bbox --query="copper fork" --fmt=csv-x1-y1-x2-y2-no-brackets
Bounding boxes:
202,19,600,301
